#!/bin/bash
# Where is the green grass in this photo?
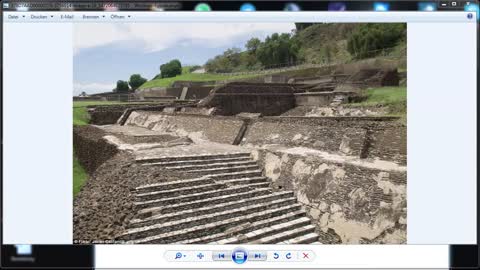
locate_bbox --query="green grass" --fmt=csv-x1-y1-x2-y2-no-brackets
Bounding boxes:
73,149,88,197
347,86,407,118
74,101,134,195
73,107,89,126
73,100,132,108
354,86,406,106
182,66,193,74
138,73,260,89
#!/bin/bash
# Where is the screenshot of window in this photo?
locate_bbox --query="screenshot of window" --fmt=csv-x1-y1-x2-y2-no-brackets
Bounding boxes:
1,0,478,269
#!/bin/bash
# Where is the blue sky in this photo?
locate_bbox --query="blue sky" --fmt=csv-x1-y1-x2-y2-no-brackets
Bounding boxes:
73,23,295,95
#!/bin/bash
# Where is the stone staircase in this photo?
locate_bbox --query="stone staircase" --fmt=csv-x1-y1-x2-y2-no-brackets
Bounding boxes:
117,152,321,244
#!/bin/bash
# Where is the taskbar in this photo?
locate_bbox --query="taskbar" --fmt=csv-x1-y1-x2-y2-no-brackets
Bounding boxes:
1,244,94,269
0,244,478,269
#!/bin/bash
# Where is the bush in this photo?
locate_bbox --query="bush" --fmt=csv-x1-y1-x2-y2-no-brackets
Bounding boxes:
128,74,147,90
160,59,182,78
115,80,129,92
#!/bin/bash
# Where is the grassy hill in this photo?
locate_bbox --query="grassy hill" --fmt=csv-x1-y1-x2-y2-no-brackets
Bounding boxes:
296,23,358,64
296,23,406,65
139,71,260,90
138,23,406,90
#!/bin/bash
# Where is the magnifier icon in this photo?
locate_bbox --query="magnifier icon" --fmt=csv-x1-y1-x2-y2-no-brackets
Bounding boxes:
175,252,182,259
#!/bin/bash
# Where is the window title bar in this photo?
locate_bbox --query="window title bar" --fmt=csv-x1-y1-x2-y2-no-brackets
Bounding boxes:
1,1,477,11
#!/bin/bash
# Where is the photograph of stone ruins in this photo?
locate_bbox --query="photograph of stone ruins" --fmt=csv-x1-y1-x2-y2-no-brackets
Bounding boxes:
73,23,407,244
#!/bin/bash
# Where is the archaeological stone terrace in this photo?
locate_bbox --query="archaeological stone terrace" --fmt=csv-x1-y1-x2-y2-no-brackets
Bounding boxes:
74,116,406,244
74,66,406,245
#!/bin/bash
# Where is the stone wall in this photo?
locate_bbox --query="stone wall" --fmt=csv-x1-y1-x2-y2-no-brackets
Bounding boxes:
178,107,216,115
73,125,119,174
242,116,406,164
89,108,125,125
294,92,357,106
295,92,336,106
199,82,296,116
140,86,212,100
121,112,406,164
365,126,407,164
88,104,168,125
125,112,244,144
171,81,216,88
184,86,213,100
264,75,288,83
252,148,407,244
73,96,103,101
334,59,400,75
351,69,399,87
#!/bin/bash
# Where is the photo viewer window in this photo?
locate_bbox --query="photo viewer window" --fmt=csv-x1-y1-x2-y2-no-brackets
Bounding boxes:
1,1,478,269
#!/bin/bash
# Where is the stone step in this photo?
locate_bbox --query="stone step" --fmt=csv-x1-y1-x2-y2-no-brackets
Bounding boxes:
121,199,301,241
207,170,263,181
164,160,258,171
130,191,296,228
135,177,214,193
135,182,226,201
136,152,251,164
282,233,320,244
218,176,269,186
253,224,317,244
134,185,258,209
140,156,252,167
180,165,260,175
123,204,302,244
187,209,306,244
233,182,269,189
220,216,312,244
136,188,272,218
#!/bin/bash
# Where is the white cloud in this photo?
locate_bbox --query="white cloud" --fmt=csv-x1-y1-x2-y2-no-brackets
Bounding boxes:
73,82,116,95
73,23,295,54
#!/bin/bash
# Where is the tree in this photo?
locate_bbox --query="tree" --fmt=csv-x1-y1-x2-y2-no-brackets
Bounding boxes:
223,48,242,68
347,23,406,59
246,38,261,54
204,48,242,73
295,23,314,32
128,74,147,90
160,59,182,78
115,80,129,92
256,33,300,67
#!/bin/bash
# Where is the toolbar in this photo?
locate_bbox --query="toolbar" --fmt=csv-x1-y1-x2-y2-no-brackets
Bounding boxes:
164,249,315,264
3,11,477,23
